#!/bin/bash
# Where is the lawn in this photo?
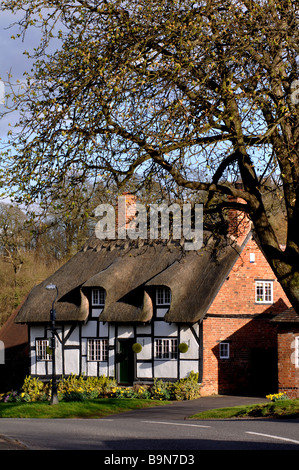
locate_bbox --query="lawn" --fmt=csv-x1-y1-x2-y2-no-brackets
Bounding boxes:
0,398,171,419
1,397,299,420
189,398,299,420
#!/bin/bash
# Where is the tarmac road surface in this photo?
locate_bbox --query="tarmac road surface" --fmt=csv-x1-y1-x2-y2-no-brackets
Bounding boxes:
0,395,298,451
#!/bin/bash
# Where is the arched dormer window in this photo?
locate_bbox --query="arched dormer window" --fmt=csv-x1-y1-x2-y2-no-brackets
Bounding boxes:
156,287,171,306
92,288,106,306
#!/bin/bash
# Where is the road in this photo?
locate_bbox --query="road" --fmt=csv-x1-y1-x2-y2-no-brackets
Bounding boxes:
0,417,298,451
0,396,298,452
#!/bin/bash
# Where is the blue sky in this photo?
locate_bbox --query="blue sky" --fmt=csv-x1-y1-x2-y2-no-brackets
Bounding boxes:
0,10,39,137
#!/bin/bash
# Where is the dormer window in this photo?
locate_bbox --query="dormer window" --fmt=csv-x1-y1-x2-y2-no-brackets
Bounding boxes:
156,287,171,306
92,288,106,306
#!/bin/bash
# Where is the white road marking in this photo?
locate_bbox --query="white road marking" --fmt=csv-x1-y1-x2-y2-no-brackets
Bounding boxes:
246,431,299,445
142,420,211,428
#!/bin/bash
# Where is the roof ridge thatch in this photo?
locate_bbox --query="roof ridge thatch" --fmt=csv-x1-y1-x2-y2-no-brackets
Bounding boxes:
15,231,250,325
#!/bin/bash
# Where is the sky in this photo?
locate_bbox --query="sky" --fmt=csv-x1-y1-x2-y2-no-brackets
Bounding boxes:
0,10,42,203
0,10,42,137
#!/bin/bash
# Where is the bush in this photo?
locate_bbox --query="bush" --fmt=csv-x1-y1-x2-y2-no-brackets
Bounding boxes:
132,343,142,353
179,342,189,353
21,376,51,401
172,371,201,401
150,379,172,401
0,372,201,403
58,374,117,400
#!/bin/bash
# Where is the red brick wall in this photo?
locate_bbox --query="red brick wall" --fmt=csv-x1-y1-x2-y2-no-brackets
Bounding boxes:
208,238,290,317
201,316,278,396
200,237,291,396
277,326,299,399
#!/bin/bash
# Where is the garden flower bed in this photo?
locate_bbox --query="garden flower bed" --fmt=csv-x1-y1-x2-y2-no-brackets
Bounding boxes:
0,371,201,403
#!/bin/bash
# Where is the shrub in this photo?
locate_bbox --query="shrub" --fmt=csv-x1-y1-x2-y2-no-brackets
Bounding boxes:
179,342,189,353
133,384,151,399
21,376,50,401
0,373,201,403
132,343,142,353
150,379,172,401
172,371,201,401
58,374,117,400
111,387,138,398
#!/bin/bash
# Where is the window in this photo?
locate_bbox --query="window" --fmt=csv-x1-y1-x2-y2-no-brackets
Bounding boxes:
87,339,108,361
155,338,178,359
92,288,106,306
255,280,273,303
219,342,230,359
156,287,171,305
36,339,51,361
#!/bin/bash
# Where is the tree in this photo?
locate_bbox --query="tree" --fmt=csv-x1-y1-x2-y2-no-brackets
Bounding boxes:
1,0,298,311
0,203,27,292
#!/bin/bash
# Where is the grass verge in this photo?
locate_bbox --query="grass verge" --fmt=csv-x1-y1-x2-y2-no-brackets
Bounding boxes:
0,398,171,419
189,398,299,420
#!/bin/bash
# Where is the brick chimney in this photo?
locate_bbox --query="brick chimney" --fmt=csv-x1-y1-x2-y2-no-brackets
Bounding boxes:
116,193,138,238
227,183,251,245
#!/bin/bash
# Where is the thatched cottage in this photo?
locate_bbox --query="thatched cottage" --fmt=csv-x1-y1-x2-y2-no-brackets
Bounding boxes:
2,195,297,397
14,230,242,386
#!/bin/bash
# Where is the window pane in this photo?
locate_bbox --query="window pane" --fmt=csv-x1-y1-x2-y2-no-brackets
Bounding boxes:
87,339,108,361
164,288,171,304
255,281,273,303
156,339,162,358
156,287,171,305
256,282,263,301
163,339,169,358
155,338,177,359
220,342,229,359
36,339,51,361
264,282,272,302
170,339,178,359
92,289,105,306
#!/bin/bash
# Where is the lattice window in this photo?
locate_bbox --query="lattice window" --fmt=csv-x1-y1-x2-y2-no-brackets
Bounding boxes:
156,287,171,305
87,339,108,361
155,338,178,359
92,288,106,306
36,339,51,361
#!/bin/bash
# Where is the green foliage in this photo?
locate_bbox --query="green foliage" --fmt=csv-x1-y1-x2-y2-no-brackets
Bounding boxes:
150,379,172,401
1,374,117,403
21,375,51,401
132,342,142,353
58,374,117,400
0,372,201,403
111,384,151,399
172,371,201,401
266,392,289,402
178,342,188,353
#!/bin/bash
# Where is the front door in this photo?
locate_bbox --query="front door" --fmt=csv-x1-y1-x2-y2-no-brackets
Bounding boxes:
117,339,135,384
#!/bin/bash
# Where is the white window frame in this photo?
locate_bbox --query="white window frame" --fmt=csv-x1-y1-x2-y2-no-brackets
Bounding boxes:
36,339,51,361
155,338,178,359
91,288,106,306
156,287,171,306
219,342,230,359
255,280,274,304
87,339,108,362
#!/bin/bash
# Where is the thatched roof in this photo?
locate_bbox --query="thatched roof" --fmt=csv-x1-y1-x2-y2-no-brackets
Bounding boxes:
15,233,245,325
